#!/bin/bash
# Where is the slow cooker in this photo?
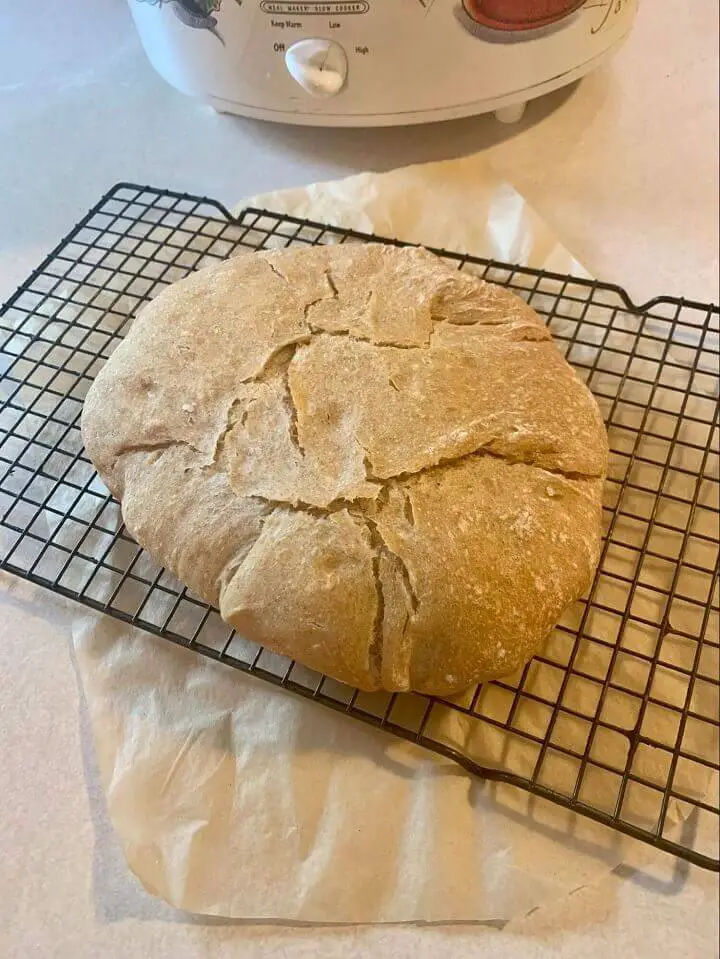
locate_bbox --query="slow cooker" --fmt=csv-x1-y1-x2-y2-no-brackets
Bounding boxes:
127,0,638,126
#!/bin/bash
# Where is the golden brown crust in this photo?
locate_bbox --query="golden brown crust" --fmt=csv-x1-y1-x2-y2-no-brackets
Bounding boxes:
81,244,608,693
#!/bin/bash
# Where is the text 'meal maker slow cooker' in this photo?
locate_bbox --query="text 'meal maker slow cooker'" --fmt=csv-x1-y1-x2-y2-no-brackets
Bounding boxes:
127,1,638,127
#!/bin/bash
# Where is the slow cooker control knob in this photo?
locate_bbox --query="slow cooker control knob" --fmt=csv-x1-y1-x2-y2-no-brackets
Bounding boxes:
285,39,348,97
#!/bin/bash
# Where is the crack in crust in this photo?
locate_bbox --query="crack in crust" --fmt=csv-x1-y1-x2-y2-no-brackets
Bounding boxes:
402,490,415,527
363,514,419,684
217,509,273,592
261,257,289,283
283,363,304,458
363,442,601,486
303,268,338,319
365,520,386,685
114,438,203,459
308,327,427,350
241,336,312,385
324,268,339,299
121,439,599,512
208,398,245,468
306,268,430,349
303,298,324,318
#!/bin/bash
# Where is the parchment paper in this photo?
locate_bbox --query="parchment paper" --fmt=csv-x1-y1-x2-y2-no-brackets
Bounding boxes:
69,154,718,921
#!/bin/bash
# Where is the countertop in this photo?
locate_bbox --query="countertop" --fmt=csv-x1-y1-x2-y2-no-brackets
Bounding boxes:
0,1,718,956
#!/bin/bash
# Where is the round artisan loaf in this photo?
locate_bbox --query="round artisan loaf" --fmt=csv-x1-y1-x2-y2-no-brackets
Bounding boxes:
81,243,607,694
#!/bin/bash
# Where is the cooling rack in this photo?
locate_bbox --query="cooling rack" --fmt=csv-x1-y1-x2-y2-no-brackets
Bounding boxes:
1,183,718,870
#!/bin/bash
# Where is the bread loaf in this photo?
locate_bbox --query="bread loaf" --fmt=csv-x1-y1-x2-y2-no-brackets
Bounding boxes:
81,244,607,694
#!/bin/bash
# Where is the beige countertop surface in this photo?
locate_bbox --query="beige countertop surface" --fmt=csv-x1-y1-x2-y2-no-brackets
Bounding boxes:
1,1,718,956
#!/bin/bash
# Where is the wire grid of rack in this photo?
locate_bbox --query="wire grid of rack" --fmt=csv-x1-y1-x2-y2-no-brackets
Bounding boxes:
0,184,718,870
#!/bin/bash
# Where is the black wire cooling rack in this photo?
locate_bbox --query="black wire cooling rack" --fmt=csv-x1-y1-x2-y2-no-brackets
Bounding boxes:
1,183,718,870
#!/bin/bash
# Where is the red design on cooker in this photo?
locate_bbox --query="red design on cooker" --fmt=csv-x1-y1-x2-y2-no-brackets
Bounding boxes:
463,0,587,31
